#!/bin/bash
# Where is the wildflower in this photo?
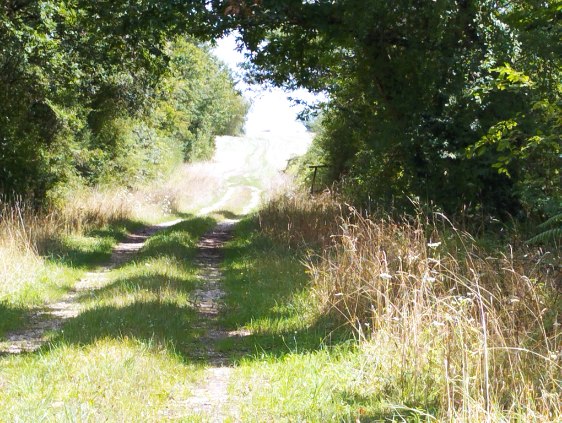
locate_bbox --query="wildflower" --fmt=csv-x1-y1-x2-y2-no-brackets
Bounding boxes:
422,274,436,283
379,273,392,280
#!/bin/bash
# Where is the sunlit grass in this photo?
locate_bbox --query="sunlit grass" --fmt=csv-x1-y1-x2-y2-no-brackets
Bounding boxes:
219,216,438,421
0,339,203,422
218,219,329,347
0,135,315,420
0,217,216,420
229,345,441,422
5,133,556,420
0,219,141,337
49,217,215,351
0,162,218,337
254,191,562,422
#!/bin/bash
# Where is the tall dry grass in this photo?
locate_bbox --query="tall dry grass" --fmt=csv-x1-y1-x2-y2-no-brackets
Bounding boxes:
0,192,132,254
0,162,219,304
258,190,343,248
259,192,561,421
0,160,222,252
0,205,43,304
0,192,136,303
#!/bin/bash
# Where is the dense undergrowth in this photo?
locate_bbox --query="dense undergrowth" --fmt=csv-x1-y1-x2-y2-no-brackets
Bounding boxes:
256,191,561,421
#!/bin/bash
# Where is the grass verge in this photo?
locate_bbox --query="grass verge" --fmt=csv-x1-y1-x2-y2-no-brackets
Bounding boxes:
0,218,144,337
238,191,561,422
219,216,445,421
218,217,392,421
219,218,346,359
0,217,217,421
0,159,218,337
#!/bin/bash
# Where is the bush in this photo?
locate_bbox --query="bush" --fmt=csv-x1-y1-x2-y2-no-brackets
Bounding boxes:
259,191,561,421
0,5,247,204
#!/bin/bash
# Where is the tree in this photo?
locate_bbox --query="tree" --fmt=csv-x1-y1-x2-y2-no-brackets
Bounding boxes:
0,0,244,203
2,0,558,218
218,0,561,218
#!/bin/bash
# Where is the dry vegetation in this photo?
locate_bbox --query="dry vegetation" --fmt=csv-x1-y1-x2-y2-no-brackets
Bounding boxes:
0,162,224,304
259,191,561,421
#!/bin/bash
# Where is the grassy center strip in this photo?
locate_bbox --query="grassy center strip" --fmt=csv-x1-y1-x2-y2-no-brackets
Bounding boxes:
216,218,389,421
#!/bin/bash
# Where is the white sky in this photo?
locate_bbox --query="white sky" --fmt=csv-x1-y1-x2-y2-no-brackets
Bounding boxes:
212,34,323,136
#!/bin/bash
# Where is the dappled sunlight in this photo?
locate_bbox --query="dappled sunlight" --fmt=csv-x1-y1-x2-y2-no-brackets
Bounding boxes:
0,1,558,420
0,338,203,422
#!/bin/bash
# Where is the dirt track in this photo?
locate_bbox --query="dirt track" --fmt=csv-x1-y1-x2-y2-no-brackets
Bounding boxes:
0,219,181,355
163,220,246,421
0,133,313,420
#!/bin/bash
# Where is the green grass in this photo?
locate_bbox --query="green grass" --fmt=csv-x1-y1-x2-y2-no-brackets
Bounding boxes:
1,212,448,421
217,218,346,358
2,211,376,422
205,217,441,421
0,216,216,421
213,218,425,421
49,217,216,358
0,339,204,422
228,345,438,422
41,219,145,270
0,220,147,338
243,193,562,421
0,303,26,336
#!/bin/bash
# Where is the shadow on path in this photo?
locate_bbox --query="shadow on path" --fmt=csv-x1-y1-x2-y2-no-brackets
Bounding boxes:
0,217,205,354
0,303,27,339
40,219,146,270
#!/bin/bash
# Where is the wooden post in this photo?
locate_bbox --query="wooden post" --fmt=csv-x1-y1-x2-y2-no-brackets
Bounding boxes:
308,165,329,194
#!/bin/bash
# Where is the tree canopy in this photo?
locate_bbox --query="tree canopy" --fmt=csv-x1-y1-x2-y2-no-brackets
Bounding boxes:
1,0,560,219
0,0,245,203
220,0,561,218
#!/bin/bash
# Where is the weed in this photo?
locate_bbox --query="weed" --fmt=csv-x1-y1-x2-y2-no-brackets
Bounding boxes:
258,191,561,421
